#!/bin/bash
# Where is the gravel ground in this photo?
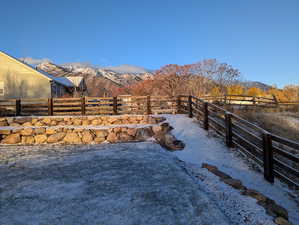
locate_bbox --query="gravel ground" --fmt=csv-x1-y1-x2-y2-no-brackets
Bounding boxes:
0,142,231,225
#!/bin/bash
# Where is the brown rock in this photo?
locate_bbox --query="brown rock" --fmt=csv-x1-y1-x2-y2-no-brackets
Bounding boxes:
266,203,288,220
223,178,245,190
82,120,90,126
46,128,56,135
241,189,267,202
35,128,46,134
106,132,117,143
50,120,57,126
20,128,34,136
0,129,11,135
14,117,31,124
42,117,52,125
94,137,105,144
1,133,21,144
9,123,21,127
47,133,66,143
91,120,99,126
21,136,35,145
34,121,44,126
95,130,108,138
274,217,292,225
0,120,8,126
152,125,163,134
82,130,94,143
63,133,81,144
35,134,47,144
113,127,122,133
127,128,137,136
135,127,154,140
22,122,32,126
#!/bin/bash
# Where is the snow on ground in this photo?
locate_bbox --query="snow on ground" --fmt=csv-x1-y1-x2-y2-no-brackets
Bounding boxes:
163,114,299,225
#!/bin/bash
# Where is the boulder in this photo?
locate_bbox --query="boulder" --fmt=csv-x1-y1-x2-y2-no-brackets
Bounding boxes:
106,132,118,143
274,217,292,225
21,136,35,145
34,121,44,126
35,135,47,144
20,128,34,136
127,128,137,137
94,137,106,144
47,133,66,143
35,128,46,134
82,130,94,143
42,117,52,125
0,120,8,126
63,133,81,144
136,127,154,141
222,178,245,190
0,129,11,135
22,122,32,126
95,130,108,138
9,123,21,127
1,133,21,144
50,120,57,126
46,128,56,135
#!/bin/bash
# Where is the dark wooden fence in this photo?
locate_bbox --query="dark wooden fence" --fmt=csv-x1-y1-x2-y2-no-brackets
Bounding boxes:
179,95,299,188
199,95,278,106
0,96,177,116
0,95,298,188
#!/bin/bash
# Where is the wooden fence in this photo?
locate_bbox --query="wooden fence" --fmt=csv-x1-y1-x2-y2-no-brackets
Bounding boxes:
0,95,298,188
0,96,177,116
179,95,299,188
199,95,278,106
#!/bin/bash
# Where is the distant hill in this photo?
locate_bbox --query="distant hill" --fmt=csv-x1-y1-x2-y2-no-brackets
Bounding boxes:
240,81,272,91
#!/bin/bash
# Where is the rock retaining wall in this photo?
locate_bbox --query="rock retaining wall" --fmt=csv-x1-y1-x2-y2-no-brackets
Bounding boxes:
0,115,184,150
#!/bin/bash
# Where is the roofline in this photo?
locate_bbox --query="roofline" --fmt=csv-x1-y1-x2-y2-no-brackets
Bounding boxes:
0,50,72,87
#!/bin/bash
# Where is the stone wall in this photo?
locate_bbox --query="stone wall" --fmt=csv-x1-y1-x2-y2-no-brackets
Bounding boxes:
0,115,165,127
0,115,184,150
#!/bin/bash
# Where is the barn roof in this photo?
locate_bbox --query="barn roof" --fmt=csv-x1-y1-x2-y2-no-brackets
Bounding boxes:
0,51,74,88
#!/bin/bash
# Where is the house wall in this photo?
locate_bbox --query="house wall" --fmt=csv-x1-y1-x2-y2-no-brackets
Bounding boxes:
0,53,51,99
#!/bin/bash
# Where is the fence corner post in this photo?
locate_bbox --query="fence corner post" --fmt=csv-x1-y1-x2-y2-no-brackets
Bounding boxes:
262,132,274,183
81,96,86,115
16,99,21,116
203,102,209,130
188,95,193,118
225,112,233,147
146,95,151,115
48,98,53,116
113,96,118,115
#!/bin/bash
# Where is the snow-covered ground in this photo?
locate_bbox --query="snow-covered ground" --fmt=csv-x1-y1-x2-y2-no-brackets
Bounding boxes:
0,114,298,225
163,114,299,225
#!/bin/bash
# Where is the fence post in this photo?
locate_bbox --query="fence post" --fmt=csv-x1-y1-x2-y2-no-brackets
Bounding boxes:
146,95,151,115
225,112,233,147
203,102,209,130
262,132,274,183
81,96,86,115
113,96,118,115
16,99,21,116
176,95,181,114
188,95,193,118
48,98,53,116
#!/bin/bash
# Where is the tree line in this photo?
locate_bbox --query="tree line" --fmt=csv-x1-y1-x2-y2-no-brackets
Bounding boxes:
112,59,299,102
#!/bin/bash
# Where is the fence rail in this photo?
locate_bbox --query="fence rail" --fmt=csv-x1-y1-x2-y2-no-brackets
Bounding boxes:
179,95,299,189
0,95,298,188
0,96,177,117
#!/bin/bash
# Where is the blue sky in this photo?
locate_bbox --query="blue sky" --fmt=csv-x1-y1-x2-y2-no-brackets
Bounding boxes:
1,0,298,87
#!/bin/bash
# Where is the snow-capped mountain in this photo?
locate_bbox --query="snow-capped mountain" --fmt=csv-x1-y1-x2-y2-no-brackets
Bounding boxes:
32,61,154,96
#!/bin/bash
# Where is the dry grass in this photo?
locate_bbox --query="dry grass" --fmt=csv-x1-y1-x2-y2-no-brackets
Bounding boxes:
239,111,299,142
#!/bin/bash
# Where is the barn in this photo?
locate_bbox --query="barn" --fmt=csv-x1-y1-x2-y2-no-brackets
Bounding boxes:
0,51,77,99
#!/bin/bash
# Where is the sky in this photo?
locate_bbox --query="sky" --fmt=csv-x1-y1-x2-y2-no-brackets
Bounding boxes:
1,0,298,87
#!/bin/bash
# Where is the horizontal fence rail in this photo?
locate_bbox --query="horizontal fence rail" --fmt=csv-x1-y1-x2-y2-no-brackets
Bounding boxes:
0,95,298,188
0,96,178,117
179,95,299,189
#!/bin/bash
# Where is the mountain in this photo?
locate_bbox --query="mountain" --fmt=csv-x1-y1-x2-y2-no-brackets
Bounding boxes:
240,81,272,91
103,64,151,74
34,61,154,96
